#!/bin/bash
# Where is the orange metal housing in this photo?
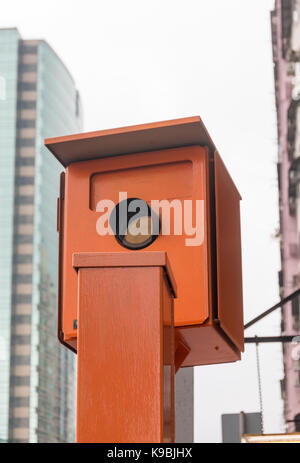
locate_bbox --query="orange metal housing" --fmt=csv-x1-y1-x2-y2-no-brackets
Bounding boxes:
45,116,244,366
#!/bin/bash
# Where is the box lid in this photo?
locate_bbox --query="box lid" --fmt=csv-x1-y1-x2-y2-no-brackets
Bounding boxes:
44,116,217,167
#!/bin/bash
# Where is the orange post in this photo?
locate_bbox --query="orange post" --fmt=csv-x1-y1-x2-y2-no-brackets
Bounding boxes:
74,252,176,443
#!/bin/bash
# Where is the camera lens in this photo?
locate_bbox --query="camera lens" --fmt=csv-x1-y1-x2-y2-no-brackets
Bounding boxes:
109,198,160,250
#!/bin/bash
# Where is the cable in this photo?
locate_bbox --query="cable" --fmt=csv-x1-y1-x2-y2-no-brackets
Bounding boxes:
244,288,300,330
255,336,264,435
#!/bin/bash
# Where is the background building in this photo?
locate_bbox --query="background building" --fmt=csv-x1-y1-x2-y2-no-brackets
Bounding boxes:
0,28,82,442
271,0,300,432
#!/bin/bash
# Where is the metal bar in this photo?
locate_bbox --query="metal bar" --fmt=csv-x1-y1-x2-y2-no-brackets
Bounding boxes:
244,288,300,330
245,336,296,344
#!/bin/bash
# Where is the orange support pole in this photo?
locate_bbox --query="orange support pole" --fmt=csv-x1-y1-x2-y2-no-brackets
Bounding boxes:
73,252,177,443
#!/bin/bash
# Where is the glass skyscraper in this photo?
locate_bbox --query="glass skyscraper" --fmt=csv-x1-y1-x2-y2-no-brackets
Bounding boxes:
0,28,82,442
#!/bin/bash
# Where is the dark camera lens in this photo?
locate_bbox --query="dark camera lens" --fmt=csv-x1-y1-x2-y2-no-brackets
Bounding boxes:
109,198,160,250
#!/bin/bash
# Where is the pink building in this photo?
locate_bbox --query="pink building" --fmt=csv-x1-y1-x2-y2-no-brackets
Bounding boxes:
272,0,300,431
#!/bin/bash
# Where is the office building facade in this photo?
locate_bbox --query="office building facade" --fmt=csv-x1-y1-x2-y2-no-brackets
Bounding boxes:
271,0,300,431
0,28,82,442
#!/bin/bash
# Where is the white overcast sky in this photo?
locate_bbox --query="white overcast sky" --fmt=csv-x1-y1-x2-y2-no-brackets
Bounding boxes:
2,0,281,442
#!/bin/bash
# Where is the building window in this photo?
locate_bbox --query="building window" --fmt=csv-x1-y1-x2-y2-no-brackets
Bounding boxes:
17,216,33,225
12,295,32,304
278,269,284,288
295,413,300,432
18,82,36,92
17,101,36,110
15,176,34,186
9,417,29,428
14,234,33,244
16,158,35,167
12,356,31,366
277,162,281,192
17,138,35,148
289,243,298,258
10,377,30,387
296,370,300,387
11,336,31,346
280,378,286,400
10,397,30,407
292,295,300,330
20,63,37,73
19,44,38,54
13,274,32,284
12,315,31,325
17,120,35,129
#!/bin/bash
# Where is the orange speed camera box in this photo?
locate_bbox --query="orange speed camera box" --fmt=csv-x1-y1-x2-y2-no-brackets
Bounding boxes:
45,116,244,367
